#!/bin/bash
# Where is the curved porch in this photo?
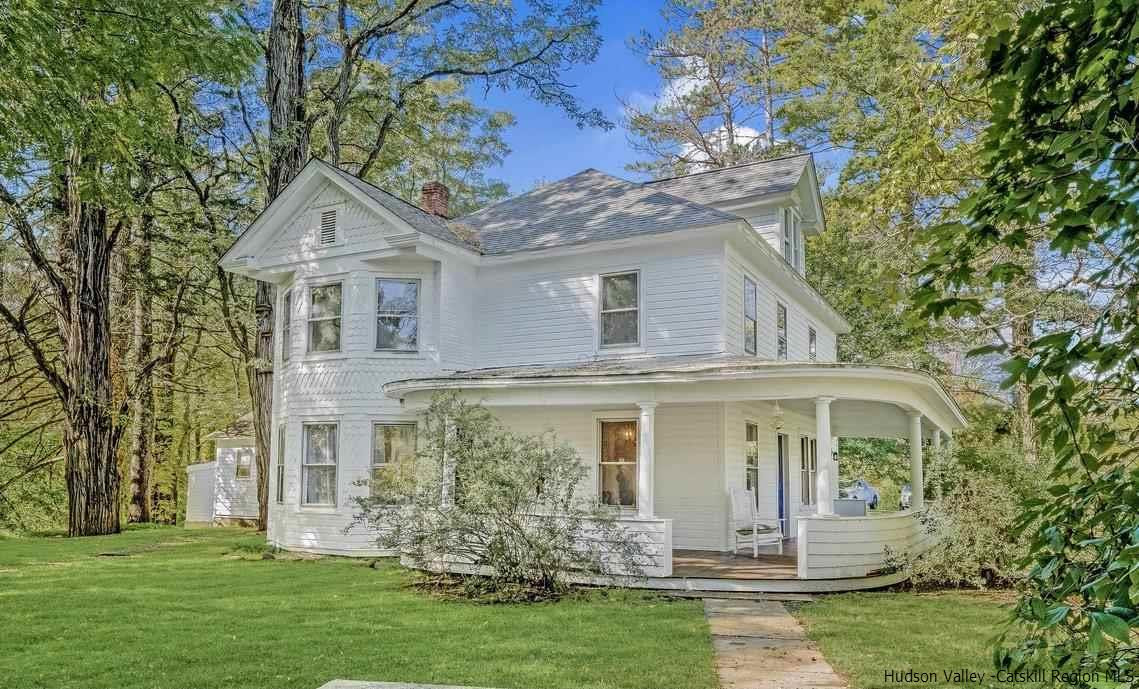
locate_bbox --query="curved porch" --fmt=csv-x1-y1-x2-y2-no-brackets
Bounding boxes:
385,355,964,592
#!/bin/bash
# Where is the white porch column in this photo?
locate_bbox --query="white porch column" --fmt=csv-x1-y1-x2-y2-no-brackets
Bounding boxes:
908,411,924,511
814,397,834,515
637,402,657,518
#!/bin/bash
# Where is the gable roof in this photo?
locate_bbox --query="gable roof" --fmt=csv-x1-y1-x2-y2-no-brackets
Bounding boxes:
643,153,811,206
455,168,740,255
316,161,479,250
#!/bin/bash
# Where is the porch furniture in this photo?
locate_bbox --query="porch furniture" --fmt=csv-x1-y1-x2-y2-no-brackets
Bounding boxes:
731,488,784,557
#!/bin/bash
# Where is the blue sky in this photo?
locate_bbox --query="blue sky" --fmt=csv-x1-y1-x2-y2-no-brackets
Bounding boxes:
470,2,670,192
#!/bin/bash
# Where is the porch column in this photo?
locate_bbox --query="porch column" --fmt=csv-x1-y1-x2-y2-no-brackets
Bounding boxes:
814,397,834,516
637,402,657,518
908,411,924,511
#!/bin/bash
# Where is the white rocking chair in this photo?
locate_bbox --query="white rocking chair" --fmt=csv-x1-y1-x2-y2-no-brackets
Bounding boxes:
731,488,784,557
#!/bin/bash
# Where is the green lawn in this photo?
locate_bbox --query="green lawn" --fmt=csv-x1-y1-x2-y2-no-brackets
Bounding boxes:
795,591,1030,689
0,527,717,689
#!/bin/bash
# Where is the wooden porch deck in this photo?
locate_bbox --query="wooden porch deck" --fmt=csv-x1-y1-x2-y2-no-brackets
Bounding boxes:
673,546,798,580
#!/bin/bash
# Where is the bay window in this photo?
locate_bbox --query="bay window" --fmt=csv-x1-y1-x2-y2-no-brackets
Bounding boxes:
376,278,419,351
371,422,416,493
308,283,342,353
302,423,338,506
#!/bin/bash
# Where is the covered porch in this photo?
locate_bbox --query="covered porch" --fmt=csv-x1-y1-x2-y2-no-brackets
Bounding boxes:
384,356,966,592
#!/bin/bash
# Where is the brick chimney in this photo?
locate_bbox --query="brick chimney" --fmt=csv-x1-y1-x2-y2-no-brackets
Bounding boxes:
420,181,450,218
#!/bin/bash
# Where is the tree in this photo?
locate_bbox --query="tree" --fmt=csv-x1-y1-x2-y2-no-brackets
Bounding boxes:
355,394,648,599
624,0,799,177
0,0,254,535
914,0,1139,678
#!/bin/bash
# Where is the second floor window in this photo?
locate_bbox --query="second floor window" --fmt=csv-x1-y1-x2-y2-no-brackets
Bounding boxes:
600,271,639,348
308,283,342,353
809,327,817,361
776,303,788,360
376,278,419,351
743,276,757,355
782,208,803,272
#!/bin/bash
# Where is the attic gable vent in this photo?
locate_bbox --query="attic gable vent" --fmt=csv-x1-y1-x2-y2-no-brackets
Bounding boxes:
318,209,337,246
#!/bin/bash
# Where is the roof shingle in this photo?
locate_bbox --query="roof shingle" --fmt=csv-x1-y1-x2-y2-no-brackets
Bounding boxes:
643,153,810,206
455,168,739,255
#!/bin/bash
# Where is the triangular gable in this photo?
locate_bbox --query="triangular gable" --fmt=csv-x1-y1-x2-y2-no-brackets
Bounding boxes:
219,159,474,272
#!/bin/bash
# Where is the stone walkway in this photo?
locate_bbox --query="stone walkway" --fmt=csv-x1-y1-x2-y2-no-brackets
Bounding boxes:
704,598,847,689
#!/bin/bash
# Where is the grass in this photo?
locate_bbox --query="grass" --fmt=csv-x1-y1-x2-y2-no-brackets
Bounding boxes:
795,591,1033,689
0,527,717,689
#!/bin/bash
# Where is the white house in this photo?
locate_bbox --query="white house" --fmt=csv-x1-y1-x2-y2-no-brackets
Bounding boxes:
220,154,965,592
184,415,259,527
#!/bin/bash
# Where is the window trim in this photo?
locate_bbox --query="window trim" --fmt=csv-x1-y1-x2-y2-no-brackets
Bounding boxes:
370,421,417,497
306,281,343,354
301,422,339,507
776,302,788,360
234,448,253,481
743,275,758,355
596,416,639,509
597,270,642,350
375,277,421,353
275,424,286,504
808,326,817,361
281,289,292,363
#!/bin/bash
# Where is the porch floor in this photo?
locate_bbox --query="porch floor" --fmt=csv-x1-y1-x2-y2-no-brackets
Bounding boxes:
673,546,798,580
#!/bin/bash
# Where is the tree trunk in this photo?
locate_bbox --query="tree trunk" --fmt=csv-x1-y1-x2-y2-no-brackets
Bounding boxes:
61,197,121,537
127,216,154,523
255,0,308,529
151,352,175,521
252,281,274,530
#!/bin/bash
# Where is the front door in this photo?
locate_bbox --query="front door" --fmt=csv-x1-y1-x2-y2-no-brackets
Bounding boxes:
777,433,790,525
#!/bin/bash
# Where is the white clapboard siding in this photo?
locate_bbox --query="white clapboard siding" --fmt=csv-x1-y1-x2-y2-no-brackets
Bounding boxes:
723,243,838,361
796,511,933,579
654,404,726,550
474,239,724,367
185,462,216,525
213,443,258,519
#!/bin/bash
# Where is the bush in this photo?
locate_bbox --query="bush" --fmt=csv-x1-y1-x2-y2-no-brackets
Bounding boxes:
354,393,649,600
894,404,1044,589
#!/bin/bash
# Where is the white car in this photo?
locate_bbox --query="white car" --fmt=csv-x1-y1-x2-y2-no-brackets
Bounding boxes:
841,479,880,510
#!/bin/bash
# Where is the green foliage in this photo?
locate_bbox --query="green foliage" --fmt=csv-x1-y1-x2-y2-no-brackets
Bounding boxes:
355,394,649,600
914,0,1139,680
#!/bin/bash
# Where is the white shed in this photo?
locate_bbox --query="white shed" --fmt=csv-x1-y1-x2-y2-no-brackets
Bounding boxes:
184,414,259,527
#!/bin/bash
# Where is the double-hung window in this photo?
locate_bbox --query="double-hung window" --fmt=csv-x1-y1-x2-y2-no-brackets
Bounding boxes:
782,209,794,262
776,303,788,360
745,423,760,506
282,290,292,362
599,420,638,507
234,448,253,480
371,422,416,494
275,425,286,504
800,436,817,505
308,283,342,353
302,423,338,506
376,278,419,351
599,271,639,348
743,276,757,355
808,326,817,361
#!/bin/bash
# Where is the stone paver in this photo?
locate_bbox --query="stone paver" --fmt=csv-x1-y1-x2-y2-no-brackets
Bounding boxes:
704,598,847,689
